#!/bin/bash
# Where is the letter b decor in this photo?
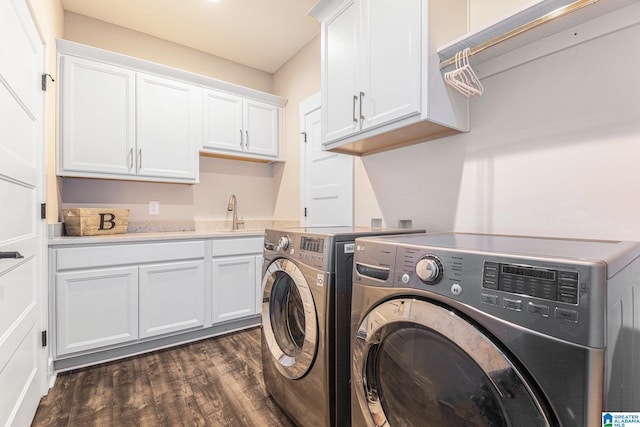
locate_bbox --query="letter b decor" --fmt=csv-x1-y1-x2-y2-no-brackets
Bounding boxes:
62,208,130,236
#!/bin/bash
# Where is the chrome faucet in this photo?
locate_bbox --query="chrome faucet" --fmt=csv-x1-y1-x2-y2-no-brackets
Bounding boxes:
227,194,244,230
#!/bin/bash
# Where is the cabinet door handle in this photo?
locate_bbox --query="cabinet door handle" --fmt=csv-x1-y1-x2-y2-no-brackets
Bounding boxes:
128,148,133,170
240,129,244,149
138,148,142,170
359,91,365,121
0,251,24,259
352,95,358,123
245,130,249,150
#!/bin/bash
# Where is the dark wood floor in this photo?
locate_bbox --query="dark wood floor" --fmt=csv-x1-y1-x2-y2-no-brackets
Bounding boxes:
32,327,296,427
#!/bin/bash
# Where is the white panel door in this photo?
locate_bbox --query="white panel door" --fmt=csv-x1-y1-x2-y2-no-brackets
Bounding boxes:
139,260,205,339
301,95,353,227
211,255,257,324
55,267,139,357
59,55,136,176
323,0,360,143
202,89,244,153
244,99,278,158
0,0,45,425
361,0,421,130
136,73,199,181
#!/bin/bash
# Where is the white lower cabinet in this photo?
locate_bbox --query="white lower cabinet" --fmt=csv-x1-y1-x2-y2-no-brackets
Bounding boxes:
50,236,264,368
211,255,258,323
139,260,205,339
52,240,206,359
211,237,264,325
56,266,139,357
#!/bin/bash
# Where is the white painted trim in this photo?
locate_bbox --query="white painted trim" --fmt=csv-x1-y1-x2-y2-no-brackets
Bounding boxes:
56,39,287,107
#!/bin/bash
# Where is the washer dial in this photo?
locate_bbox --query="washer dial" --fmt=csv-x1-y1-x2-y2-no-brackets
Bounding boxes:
416,256,443,284
278,236,290,251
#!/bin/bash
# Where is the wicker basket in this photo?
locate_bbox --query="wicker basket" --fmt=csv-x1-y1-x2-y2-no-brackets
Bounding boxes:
63,208,130,236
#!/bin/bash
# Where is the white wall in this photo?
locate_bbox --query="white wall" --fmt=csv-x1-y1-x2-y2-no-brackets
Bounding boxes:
356,11,640,241
61,157,275,222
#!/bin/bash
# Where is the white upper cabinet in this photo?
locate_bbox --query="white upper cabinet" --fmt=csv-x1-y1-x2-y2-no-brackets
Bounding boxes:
59,55,136,177
202,90,280,160
243,98,279,158
361,0,421,129
323,0,359,142
310,0,468,155
57,39,287,180
59,55,199,183
202,90,244,153
136,73,199,180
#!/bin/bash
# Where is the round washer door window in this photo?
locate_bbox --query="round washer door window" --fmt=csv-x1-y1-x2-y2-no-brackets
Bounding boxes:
262,258,318,379
353,298,555,426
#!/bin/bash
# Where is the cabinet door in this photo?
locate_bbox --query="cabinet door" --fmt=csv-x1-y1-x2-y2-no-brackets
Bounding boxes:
360,0,421,130
323,0,360,143
59,55,135,176
244,99,278,158
136,73,199,181
56,266,138,357
211,255,258,324
139,260,205,339
202,89,244,153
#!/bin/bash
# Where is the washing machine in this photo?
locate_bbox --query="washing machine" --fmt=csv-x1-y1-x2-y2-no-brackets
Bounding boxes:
261,226,424,427
350,232,640,427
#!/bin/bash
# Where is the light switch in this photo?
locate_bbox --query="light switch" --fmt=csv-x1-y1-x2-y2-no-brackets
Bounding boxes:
149,200,160,215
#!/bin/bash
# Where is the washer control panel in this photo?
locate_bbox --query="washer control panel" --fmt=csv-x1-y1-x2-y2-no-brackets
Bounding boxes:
264,230,328,270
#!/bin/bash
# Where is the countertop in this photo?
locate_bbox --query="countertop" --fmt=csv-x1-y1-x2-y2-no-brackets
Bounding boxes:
47,219,300,247
48,229,266,247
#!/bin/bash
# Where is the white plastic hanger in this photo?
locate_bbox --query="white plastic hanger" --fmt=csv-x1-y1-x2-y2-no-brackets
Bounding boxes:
444,48,484,97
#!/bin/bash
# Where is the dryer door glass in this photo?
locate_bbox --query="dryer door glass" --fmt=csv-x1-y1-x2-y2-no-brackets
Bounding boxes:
261,258,319,380
353,298,553,426
270,272,305,356
375,328,507,426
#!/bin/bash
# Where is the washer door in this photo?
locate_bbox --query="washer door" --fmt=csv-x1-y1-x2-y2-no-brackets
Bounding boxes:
262,258,318,380
353,298,555,426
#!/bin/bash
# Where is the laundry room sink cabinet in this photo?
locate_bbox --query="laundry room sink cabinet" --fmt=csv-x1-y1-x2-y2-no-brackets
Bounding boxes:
52,240,206,358
309,0,468,155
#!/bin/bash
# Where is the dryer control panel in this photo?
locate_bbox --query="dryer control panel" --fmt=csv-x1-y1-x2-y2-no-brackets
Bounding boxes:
482,262,579,305
352,235,607,348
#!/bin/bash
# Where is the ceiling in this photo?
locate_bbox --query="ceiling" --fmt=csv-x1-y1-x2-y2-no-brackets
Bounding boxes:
61,0,321,74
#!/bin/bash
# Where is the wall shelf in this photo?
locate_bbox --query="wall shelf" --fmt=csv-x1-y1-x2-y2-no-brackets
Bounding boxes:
438,0,637,71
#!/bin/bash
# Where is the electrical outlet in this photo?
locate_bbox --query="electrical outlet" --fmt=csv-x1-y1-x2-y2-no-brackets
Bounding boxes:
149,200,160,215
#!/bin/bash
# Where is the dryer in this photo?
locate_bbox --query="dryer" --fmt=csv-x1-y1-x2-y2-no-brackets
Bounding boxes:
261,226,424,427
351,232,640,426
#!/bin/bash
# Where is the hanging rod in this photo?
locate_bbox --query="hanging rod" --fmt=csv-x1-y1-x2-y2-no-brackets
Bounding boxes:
439,0,600,69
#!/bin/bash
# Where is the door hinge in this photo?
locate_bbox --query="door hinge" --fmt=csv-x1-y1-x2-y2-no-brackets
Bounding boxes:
41,73,55,91
41,330,47,347
304,207,307,217
301,132,307,143
41,203,46,220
